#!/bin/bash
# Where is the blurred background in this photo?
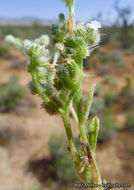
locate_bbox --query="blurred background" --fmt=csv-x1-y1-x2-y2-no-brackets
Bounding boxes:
0,0,134,189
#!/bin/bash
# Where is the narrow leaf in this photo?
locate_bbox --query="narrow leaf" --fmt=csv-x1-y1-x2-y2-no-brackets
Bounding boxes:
88,116,99,153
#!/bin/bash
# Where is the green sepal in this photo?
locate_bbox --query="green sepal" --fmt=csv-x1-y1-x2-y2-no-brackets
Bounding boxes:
74,28,87,41
73,38,87,62
64,35,76,49
86,28,100,45
57,60,84,90
64,36,87,68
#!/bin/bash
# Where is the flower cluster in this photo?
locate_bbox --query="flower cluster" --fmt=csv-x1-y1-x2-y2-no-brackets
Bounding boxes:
75,20,101,49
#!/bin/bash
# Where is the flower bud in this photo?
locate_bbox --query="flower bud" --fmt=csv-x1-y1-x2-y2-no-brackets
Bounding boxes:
74,38,88,59
24,40,48,57
85,29,101,46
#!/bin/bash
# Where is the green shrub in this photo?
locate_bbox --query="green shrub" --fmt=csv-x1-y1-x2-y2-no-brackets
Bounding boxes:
115,60,125,67
98,116,122,143
0,46,9,57
90,98,105,115
122,75,132,94
125,48,134,56
125,112,134,132
97,51,112,63
104,92,118,106
98,65,110,76
95,84,103,96
97,50,122,63
48,134,78,184
0,76,26,112
110,50,122,62
124,89,134,110
102,107,115,116
103,75,117,84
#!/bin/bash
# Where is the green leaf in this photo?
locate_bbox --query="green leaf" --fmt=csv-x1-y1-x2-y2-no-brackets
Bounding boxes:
88,116,99,153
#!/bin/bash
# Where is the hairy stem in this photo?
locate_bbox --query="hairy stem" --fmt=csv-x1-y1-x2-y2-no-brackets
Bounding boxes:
61,108,79,162
70,105,78,126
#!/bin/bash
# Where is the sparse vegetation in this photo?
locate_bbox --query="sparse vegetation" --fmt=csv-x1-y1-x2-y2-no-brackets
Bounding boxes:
104,91,118,106
103,75,117,84
0,46,9,57
0,76,26,112
97,50,123,63
125,112,134,132
125,48,134,56
122,75,132,94
115,60,125,67
95,84,103,96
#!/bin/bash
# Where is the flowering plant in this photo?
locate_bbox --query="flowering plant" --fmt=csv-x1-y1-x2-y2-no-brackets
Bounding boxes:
5,0,103,189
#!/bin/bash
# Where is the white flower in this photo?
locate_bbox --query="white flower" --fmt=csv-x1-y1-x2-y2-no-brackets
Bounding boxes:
5,35,15,44
86,20,101,30
5,35,23,49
